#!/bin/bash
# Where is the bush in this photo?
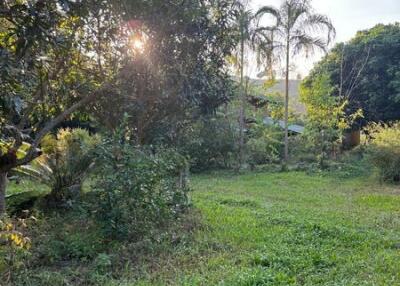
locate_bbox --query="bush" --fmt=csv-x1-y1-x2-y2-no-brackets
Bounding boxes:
29,213,105,264
246,122,283,167
0,216,33,284
89,131,190,241
366,123,400,183
18,128,100,208
180,116,237,172
300,72,361,169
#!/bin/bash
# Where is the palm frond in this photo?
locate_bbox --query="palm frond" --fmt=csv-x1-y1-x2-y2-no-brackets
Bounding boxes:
300,13,336,44
291,34,327,56
235,8,255,40
253,26,277,35
287,1,309,29
255,5,281,24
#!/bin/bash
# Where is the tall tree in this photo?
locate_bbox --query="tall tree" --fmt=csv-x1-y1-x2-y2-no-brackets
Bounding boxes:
0,0,121,214
231,2,275,169
0,0,241,214
256,0,335,164
236,6,253,170
304,23,400,126
92,0,239,145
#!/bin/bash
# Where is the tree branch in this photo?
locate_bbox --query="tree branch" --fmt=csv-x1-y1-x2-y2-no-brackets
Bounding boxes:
0,84,112,172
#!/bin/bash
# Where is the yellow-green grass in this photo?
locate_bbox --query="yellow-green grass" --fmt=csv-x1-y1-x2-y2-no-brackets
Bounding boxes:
130,171,400,285
7,171,400,285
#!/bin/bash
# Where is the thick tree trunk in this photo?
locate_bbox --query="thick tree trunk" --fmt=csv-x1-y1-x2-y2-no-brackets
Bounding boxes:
284,42,290,165
0,172,7,215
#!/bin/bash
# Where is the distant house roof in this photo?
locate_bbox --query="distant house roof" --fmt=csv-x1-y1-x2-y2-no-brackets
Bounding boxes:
263,117,305,134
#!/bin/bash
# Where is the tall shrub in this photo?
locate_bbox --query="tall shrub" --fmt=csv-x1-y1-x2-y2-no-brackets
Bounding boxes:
301,73,362,168
366,123,400,183
247,122,283,167
90,131,190,241
181,116,237,172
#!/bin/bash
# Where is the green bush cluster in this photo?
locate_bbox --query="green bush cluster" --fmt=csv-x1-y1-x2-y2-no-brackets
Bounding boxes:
0,216,33,283
17,128,100,208
366,123,400,183
89,132,190,241
180,116,238,172
246,122,283,167
181,116,285,171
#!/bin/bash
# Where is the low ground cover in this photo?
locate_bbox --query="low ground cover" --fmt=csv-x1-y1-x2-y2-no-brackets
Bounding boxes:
8,170,399,285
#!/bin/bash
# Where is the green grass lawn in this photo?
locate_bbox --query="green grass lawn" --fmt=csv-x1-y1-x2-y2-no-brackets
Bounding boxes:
130,171,400,286
7,171,400,285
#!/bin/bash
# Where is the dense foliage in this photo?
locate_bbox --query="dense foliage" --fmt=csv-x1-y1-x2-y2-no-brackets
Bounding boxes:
0,216,32,283
19,128,100,208
0,0,123,213
179,99,284,172
304,23,400,126
247,122,283,167
0,0,241,213
91,0,239,145
89,128,190,241
180,114,238,171
300,73,348,167
1,1,400,285
366,122,400,183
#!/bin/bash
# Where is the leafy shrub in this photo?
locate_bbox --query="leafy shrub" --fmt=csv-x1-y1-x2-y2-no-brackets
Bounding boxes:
18,128,100,208
180,116,238,172
94,253,112,274
183,116,285,171
37,227,104,262
302,127,342,169
88,130,190,241
366,123,400,183
300,72,362,169
0,216,33,284
246,122,283,167
288,135,314,163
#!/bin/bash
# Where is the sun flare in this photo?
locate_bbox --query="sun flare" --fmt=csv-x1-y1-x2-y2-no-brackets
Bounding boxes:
132,38,145,51
129,33,147,54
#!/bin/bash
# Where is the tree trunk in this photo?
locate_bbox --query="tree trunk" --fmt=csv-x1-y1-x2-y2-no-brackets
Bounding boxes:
284,40,290,165
238,24,246,171
0,172,7,215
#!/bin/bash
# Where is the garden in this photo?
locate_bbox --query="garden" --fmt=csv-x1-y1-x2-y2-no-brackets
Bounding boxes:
1,0,399,285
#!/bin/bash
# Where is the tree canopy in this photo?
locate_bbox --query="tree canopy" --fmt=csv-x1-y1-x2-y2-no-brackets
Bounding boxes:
303,23,400,126
0,0,241,213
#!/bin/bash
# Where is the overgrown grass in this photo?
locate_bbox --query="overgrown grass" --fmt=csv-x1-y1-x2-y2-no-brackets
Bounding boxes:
131,171,400,285
7,171,400,285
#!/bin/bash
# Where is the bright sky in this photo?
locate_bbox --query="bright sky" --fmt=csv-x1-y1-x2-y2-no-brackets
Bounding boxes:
250,0,400,78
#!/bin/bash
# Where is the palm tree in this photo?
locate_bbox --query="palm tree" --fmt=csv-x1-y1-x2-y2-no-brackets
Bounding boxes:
232,3,276,170
236,7,253,170
256,0,335,165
